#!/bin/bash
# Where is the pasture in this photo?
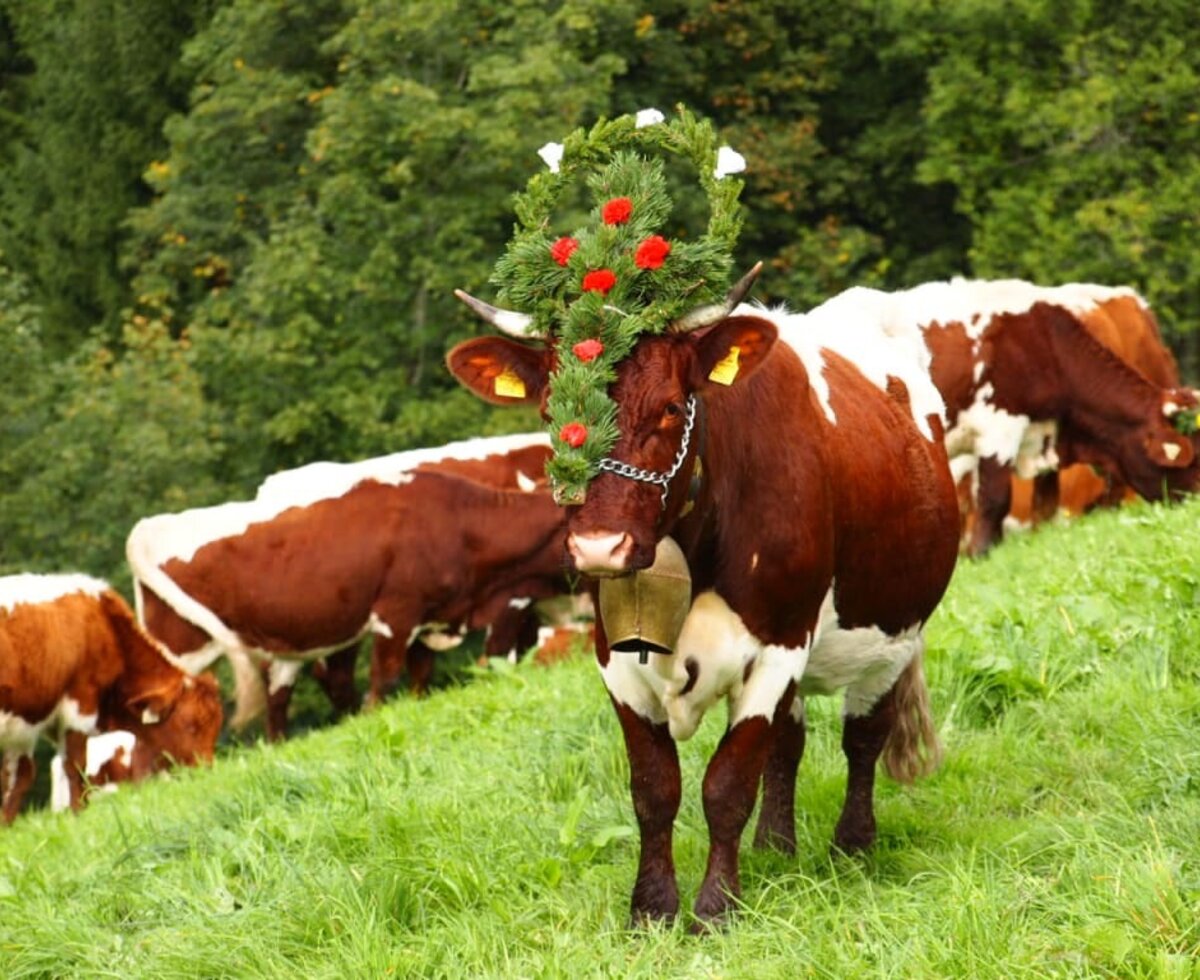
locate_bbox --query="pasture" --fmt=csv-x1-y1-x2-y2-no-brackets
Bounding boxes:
2,499,1199,978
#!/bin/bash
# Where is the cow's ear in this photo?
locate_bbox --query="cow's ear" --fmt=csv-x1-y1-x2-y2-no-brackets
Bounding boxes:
446,337,552,406
691,315,778,390
126,680,180,726
1146,431,1195,469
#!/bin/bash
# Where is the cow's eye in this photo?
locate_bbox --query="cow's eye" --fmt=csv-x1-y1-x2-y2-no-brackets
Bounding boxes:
663,402,683,420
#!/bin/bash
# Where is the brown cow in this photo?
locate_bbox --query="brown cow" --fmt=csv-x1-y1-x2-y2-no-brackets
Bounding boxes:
449,281,961,926
253,432,554,715
128,468,571,741
1006,287,1181,528
0,574,222,823
897,278,1199,555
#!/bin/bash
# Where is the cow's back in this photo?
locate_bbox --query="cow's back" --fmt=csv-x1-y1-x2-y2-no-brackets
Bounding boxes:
0,589,122,723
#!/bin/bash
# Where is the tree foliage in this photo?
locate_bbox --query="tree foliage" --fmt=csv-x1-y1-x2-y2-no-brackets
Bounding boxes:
1,0,1199,576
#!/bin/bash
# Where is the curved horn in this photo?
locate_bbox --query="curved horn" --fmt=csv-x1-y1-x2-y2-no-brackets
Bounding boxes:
669,261,764,333
454,289,535,337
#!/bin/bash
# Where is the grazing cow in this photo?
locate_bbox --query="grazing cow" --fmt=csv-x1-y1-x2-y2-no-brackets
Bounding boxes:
883,278,1199,555
128,465,571,741
0,575,222,823
448,279,961,926
253,432,555,713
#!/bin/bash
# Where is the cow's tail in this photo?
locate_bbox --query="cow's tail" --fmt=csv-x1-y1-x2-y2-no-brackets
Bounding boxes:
882,644,942,783
227,649,267,731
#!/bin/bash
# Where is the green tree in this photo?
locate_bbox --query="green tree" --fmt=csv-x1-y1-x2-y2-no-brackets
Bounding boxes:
0,0,223,352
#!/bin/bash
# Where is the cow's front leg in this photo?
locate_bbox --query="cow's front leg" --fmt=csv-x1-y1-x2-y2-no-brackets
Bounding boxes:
694,715,775,925
753,687,803,853
611,698,682,925
1030,468,1060,525
62,729,89,812
264,659,304,742
968,455,1014,557
312,645,360,717
832,684,899,854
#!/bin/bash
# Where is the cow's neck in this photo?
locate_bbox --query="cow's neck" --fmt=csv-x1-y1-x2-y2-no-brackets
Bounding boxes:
989,309,1163,430
688,343,826,570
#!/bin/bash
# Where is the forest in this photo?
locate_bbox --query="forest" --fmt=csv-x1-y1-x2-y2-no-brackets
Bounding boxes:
2,0,1198,584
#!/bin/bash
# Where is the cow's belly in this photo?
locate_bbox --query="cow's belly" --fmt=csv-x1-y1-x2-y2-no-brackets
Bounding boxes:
599,586,924,740
0,696,98,754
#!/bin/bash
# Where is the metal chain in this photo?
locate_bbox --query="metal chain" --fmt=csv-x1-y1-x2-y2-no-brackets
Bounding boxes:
596,395,698,511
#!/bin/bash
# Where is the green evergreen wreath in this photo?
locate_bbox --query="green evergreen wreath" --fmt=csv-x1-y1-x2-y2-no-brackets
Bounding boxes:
489,105,747,504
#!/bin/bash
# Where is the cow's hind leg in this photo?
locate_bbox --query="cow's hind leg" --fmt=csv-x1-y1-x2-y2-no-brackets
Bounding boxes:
833,649,939,854
753,688,804,853
611,698,682,926
264,659,304,742
1,751,35,824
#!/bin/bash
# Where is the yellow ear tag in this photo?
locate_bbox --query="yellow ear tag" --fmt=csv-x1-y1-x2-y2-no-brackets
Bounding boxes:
493,368,526,399
708,346,741,386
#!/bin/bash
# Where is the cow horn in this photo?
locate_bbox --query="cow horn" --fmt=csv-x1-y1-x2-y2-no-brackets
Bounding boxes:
454,289,535,337
669,261,764,333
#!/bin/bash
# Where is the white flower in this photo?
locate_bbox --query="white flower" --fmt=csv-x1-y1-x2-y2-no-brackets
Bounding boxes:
634,107,665,128
714,145,746,179
537,141,564,173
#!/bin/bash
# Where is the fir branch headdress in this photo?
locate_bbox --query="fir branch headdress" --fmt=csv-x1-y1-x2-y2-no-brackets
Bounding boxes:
459,106,749,504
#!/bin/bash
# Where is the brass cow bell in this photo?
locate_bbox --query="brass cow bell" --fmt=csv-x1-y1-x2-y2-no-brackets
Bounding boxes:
597,535,692,663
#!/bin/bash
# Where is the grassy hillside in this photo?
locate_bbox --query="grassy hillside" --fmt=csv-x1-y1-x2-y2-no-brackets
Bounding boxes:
2,499,1199,978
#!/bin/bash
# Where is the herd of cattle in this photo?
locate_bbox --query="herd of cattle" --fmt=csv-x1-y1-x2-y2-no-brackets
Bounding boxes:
2,274,1196,922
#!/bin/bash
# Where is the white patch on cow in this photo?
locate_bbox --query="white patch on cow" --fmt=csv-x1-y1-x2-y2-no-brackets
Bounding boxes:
49,731,135,812
516,471,538,492
368,612,394,640
410,623,465,651
59,697,98,735
801,590,924,718
1163,401,1180,417
750,552,759,572
0,573,108,613
943,382,1058,477
507,596,533,610
49,753,69,812
255,431,551,509
738,292,947,442
0,711,45,758
267,658,305,696
1163,442,1182,461
600,586,927,741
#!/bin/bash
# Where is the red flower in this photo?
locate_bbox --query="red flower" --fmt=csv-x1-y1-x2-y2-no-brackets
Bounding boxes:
634,235,672,270
572,338,604,362
581,269,617,295
601,197,633,224
549,236,578,266
559,422,588,448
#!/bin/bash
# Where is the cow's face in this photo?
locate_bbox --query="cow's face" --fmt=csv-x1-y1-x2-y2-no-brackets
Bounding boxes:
1061,387,1200,500
120,672,223,776
448,314,778,576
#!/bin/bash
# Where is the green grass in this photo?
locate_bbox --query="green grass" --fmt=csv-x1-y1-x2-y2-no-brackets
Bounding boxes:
3,499,1200,978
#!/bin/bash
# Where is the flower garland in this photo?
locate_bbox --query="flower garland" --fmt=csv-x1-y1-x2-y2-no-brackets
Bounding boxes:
488,105,746,504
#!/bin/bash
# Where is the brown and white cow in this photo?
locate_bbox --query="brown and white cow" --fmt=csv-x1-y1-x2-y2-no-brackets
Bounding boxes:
128,462,571,741
866,278,1199,556
448,278,961,926
0,574,222,823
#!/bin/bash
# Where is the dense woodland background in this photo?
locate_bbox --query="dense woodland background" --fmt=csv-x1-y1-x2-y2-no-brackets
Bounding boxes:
2,0,1198,585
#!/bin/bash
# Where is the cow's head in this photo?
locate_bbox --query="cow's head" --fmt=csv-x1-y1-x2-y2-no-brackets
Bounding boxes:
448,268,777,577
1060,386,1200,501
117,672,223,777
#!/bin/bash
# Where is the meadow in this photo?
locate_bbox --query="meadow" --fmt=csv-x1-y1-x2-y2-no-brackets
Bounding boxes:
2,498,1199,978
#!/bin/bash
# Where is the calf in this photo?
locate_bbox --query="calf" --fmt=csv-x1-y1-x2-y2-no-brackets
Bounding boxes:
0,574,222,823
128,470,570,740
